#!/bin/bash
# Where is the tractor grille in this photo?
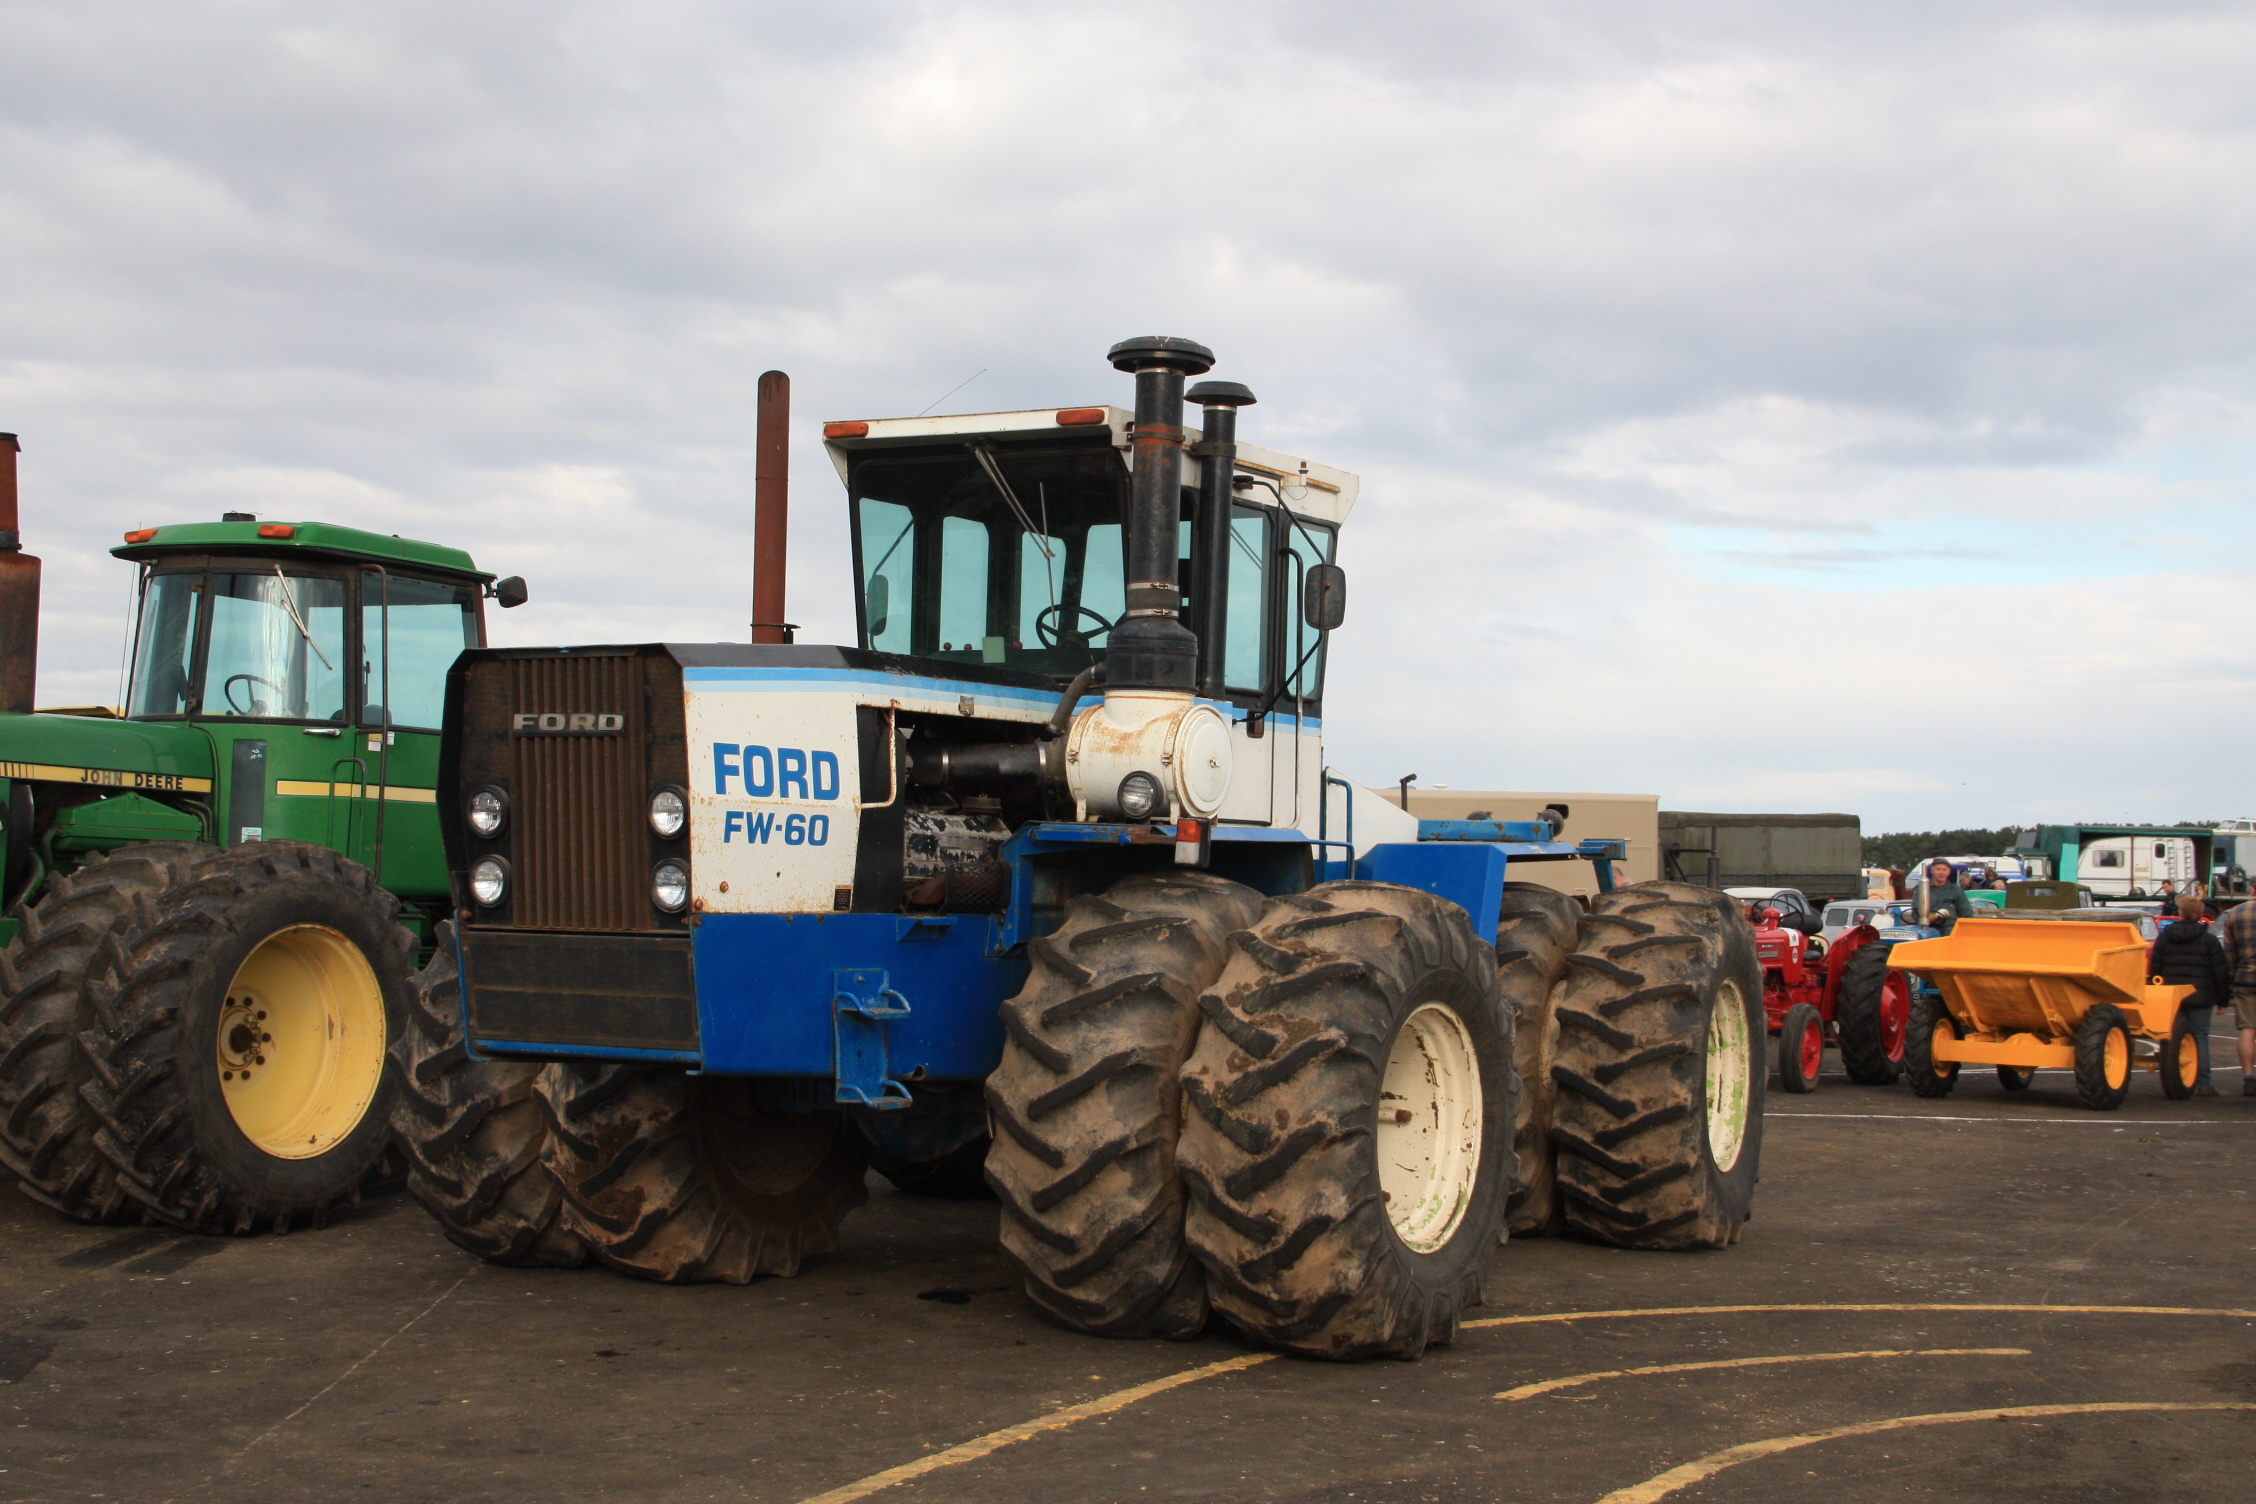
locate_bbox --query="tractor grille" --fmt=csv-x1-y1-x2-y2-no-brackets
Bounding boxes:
505,653,655,931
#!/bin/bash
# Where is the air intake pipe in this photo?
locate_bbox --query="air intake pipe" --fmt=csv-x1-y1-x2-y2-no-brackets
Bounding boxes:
0,435,37,716
1102,336,1213,691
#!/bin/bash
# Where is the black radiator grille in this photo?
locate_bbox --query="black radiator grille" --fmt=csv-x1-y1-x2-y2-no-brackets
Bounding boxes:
507,654,650,931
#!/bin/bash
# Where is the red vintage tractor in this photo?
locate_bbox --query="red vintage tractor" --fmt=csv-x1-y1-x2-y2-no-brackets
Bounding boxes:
1750,907,1914,1092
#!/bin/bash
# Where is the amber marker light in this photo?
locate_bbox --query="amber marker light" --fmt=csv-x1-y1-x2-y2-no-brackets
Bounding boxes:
1055,408,1106,426
122,528,158,543
257,523,296,539
823,421,870,439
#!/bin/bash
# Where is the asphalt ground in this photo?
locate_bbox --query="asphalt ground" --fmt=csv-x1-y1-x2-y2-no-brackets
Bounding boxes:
2,1029,2251,1504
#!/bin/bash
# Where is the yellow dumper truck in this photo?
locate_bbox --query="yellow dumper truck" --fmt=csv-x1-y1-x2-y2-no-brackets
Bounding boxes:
1888,918,2200,1110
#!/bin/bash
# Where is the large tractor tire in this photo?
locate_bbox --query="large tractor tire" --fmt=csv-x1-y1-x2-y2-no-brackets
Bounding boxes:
2072,1003,2133,1111
1834,939,1910,1085
1178,882,1514,1361
0,842,213,1222
538,1064,868,1281
389,923,585,1266
1496,882,1579,1238
1550,883,1764,1250
78,843,412,1234
984,871,1261,1339
1903,991,1960,1099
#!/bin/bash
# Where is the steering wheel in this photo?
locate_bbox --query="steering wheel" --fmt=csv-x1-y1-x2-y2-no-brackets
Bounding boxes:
1034,603,1115,648
224,673,287,715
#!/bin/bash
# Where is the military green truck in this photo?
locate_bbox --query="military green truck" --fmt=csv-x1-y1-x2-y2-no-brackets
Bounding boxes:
0,433,525,1233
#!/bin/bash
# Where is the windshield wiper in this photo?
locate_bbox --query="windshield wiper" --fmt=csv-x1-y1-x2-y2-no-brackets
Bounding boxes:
270,567,335,672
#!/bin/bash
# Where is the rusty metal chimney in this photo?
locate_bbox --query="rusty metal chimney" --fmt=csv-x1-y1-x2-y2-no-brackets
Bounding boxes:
751,371,794,644
0,436,39,715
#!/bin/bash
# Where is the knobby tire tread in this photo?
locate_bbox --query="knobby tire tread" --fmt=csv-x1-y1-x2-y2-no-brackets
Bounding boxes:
984,871,1261,1338
1178,880,1514,1361
1550,881,1764,1251
389,922,585,1266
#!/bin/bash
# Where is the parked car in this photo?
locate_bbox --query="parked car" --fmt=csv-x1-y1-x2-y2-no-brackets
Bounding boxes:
1819,899,1921,947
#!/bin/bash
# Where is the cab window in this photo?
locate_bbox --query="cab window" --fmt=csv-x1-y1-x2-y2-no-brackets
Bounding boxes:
361,573,480,730
200,570,348,722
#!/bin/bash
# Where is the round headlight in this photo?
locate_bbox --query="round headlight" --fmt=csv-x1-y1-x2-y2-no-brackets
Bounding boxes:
466,787,507,838
1116,770,1166,822
469,856,510,908
649,787,687,839
652,860,690,913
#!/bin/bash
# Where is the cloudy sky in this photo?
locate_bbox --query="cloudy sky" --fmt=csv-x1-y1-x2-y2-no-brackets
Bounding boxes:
4,0,2251,832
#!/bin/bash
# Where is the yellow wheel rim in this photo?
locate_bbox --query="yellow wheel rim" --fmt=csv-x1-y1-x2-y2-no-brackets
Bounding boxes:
2102,1028,2130,1091
2176,1034,2199,1086
216,925,387,1160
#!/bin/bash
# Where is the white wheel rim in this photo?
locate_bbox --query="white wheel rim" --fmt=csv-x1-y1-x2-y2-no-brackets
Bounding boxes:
1378,1001,1484,1253
1704,979,1752,1174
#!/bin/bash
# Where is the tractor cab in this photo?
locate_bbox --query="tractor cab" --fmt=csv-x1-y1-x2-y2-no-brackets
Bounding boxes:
824,406,1351,830
99,518,525,898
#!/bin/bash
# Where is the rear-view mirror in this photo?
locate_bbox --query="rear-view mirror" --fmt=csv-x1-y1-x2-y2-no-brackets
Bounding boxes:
493,576,529,609
1304,563,1346,631
867,574,891,637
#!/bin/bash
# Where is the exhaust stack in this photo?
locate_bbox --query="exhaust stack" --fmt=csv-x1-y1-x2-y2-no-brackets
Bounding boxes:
1102,336,1213,691
0,435,38,715
1187,380,1255,700
751,370,793,644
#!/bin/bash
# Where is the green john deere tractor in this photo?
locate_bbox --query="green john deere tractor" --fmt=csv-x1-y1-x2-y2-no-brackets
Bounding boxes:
0,433,526,1233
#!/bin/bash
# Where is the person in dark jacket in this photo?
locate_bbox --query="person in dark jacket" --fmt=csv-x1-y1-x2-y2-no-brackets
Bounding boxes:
1919,860,1975,934
2150,893,2230,1096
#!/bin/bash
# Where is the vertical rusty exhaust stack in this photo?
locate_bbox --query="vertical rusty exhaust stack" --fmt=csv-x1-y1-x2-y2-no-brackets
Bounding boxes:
751,371,793,644
0,435,38,715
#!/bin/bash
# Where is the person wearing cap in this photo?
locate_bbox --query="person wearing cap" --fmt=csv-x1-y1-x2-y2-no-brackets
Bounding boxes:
1919,859,1974,934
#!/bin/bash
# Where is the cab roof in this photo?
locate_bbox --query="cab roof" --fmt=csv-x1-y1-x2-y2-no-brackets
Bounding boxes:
111,519,490,580
818,405,1361,525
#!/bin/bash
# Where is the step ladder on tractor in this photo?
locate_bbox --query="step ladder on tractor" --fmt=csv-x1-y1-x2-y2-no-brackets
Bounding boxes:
392,339,1768,1361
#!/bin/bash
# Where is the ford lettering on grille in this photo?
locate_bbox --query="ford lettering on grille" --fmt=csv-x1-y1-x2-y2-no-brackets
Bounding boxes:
512,712,627,734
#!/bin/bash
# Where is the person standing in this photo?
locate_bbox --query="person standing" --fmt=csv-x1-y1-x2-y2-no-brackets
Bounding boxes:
2150,893,2231,1097
1919,859,1974,934
2220,897,2256,1096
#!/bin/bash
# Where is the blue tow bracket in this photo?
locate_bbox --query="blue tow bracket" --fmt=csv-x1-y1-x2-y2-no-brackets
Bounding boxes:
831,968,913,1109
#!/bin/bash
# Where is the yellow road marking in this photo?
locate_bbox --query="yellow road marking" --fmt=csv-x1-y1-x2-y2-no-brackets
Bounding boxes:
792,1303,2256,1504
793,1352,1278,1504
1465,1301,2256,1328
273,780,438,803
1497,1346,2028,1401
1594,1401,2256,1504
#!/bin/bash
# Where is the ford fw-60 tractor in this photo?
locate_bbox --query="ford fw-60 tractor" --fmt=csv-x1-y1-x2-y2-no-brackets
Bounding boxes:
396,340,1766,1360
0,432,529,1235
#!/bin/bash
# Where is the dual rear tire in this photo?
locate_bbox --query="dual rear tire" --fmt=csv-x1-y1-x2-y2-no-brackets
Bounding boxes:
0,842,411,1234
992,875,1765,1359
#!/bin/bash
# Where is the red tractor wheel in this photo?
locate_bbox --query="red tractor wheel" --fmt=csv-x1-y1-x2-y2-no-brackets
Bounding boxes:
1777,1002,1824,1094
1835,939,1912,1086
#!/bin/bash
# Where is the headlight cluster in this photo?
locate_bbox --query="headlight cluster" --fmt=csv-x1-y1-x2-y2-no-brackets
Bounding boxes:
462,783,693,916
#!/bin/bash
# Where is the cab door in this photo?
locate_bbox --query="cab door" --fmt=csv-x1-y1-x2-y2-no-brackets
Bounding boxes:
355,569,479,899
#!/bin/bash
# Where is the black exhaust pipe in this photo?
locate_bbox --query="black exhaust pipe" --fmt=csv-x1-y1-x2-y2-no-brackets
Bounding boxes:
1187,380,1254,700
1103,336,1213,692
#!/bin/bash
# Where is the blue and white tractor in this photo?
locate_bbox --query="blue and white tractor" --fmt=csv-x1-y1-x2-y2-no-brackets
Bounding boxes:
392,338,1766,1360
